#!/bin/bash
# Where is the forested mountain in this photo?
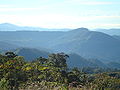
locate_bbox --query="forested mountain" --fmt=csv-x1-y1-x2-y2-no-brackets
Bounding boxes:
0,26,120,67
2,47,116,68
0,41,19,50
67,53,106,68
50,28,120,63
0,31,65,48
14,48,49,61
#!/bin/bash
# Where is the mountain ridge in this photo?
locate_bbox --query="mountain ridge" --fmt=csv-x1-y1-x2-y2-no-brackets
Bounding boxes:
0,23,70,31
0,25,120,66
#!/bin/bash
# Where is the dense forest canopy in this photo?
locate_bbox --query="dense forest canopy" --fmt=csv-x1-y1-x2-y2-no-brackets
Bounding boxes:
0,52,120,90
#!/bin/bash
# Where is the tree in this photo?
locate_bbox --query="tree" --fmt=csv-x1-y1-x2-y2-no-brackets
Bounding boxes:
48,53,69,70
5,52,17,58
36,57,48,65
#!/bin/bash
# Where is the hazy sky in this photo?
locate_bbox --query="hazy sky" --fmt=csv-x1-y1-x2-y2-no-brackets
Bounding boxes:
0,0,120,29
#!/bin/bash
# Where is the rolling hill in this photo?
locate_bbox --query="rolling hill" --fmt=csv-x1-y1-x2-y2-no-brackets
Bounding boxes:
14,48,49,61
67,53,106,68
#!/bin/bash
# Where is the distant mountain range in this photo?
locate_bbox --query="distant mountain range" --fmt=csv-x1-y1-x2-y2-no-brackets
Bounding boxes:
1,23,120,35
113,35,120,41
0,23,70,31
0,23,120,68
95,28,120,35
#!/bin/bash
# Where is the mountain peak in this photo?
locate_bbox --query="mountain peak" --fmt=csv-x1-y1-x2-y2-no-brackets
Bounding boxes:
0,23,18,27
1,23,12,25
69,27,89,33
74,27,89,31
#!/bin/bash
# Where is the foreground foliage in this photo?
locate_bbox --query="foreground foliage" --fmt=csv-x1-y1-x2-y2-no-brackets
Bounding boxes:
0,52,120,90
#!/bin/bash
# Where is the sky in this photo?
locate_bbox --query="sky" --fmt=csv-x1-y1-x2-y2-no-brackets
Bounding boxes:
0,0,120,29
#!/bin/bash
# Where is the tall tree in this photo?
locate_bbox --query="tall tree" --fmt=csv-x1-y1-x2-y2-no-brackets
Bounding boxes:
48,53,69,69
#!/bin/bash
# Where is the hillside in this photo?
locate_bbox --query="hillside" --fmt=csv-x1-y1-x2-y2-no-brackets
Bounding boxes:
50,28,120,62
14,48,49,61
113,35,120,41
0,27,120,64
0,41,19,50
67,53,106,68
0,31,65,48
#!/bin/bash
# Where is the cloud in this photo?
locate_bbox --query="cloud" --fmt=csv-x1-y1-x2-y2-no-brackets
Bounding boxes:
0,7,40,12
89,24,120,29
0,5,11,8
64,0,120,5
0,0,119,13
81,1,113,5
0,13,120,29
